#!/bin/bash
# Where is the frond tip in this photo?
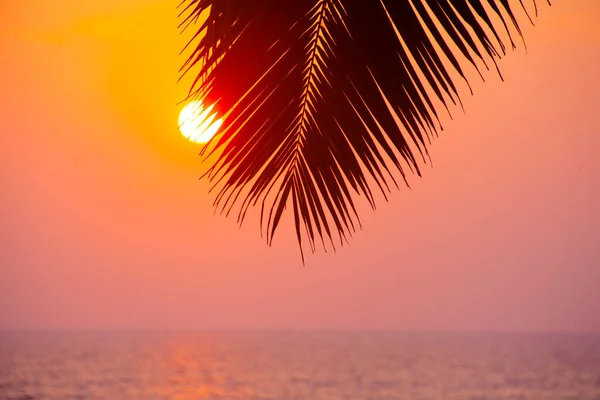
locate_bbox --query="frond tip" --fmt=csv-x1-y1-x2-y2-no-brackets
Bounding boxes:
179,0,549,260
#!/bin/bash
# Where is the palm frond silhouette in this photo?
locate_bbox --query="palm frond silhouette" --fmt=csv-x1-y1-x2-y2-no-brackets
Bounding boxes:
179,0,549,261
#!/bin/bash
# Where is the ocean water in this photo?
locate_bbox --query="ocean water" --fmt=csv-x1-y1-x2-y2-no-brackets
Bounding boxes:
1,332,599,400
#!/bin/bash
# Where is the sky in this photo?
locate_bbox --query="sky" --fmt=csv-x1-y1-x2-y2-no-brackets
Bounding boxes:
1,0,599,332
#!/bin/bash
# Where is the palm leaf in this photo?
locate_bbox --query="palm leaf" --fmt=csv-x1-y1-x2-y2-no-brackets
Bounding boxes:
179,0,549,261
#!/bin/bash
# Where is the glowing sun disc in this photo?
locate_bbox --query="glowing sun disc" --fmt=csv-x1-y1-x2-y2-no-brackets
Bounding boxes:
178,101,223,143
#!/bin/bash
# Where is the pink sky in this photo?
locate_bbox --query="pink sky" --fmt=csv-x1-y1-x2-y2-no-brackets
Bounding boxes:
1,0,599,331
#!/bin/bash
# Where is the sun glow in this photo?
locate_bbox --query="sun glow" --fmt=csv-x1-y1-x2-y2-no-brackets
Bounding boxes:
178,101,223,143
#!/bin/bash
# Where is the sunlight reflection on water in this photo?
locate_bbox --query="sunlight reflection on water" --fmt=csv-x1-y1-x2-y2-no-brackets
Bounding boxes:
1,332,599,400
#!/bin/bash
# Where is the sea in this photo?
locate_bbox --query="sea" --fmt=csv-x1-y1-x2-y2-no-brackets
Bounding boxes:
1,331,599,400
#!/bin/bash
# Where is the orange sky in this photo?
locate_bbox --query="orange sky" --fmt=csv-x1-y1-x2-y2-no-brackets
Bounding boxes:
1,0,599,331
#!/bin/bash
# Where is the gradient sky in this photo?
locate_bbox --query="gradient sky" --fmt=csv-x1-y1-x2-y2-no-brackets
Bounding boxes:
1,1,599,332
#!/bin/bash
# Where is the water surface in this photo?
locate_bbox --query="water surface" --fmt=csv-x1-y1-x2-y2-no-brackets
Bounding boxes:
1,332,599,399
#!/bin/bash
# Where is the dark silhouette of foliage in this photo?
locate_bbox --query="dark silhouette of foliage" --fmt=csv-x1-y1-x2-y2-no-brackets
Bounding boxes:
179,0,549,261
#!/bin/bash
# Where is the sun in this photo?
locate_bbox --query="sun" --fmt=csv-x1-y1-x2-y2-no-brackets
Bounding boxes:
178,101,223,143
